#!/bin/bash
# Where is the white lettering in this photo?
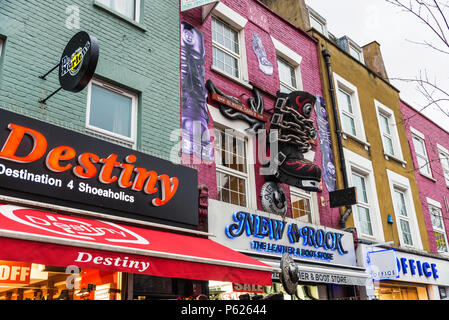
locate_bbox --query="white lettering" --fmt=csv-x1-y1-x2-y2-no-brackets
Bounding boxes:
74,252,150,273
20,267,30,281
75,252,92,263
10,266,21,281
93,256,104,264
139,262,150,272
0,265,9,280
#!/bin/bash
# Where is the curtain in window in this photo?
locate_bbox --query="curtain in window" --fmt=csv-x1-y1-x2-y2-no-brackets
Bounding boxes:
90,84,132,138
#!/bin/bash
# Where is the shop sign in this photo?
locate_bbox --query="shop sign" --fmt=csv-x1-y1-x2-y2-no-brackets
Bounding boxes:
59,31,99,93
232,283,265,293
210,93,268,122
367,249,399,281
0,260,31,285
360,246,449,286
297,270,367,286
397,257,438,280
0,109,198,228
180,0,218,12
208,200,358,267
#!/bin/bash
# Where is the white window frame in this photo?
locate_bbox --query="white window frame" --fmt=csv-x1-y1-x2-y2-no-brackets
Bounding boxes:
410,126,433,179
344,148,384,242
86,79,138,148
307,7,328,37
96,0,141,22
0,39,3,57
386,169,423,250
374,100,404,161
271,36,303,93
209,104,257,209
211,2,249,84
333,73,367,143
289,186,320,225
437,144,449,187
427,197,449,254
393,188,414,247
347,39,365,64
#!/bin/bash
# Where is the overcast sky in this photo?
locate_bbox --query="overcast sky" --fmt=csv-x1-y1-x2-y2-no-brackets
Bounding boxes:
305,0,449,129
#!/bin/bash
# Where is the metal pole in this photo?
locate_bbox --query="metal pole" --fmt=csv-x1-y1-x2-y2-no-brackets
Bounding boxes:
38,63,60,80
38,86,63,105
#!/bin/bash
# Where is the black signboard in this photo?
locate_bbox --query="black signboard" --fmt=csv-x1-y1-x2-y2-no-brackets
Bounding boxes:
329,187,357,208
59,31,99,93
0,109,198,229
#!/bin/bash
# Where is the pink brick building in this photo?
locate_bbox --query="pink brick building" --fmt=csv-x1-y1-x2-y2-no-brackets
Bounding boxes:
181,0,340,228
401,99,449,255
180,0,365,300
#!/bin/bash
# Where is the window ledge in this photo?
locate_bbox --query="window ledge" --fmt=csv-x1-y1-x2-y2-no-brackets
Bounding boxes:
85,127,136,149
384,153,407,167
420,172,437,182
211,65,253,90
341,132,370,150
93,0,147,32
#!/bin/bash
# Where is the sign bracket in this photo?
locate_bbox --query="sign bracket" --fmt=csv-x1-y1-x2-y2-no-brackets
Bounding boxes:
38,87,63,105
38,63,60,80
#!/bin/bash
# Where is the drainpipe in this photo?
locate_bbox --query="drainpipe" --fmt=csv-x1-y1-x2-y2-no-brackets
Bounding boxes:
321,47,352,229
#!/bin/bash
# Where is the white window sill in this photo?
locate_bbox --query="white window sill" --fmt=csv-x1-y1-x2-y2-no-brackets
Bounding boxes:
93,0,146,32
85,127,136,149
211,65,253,90
398,245,425,253
384,153,407,168
341,132,370,150
420,172,437,182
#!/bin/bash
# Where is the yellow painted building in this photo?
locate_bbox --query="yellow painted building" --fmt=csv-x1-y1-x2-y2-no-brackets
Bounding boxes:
261,0,430,253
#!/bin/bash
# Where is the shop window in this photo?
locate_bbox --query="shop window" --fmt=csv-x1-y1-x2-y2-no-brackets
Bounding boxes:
375,101,403,161
96,0,140,22
334,73,366,143
349,44,362,61
394,189,413,246
411,127,432,178
375,284,428,300
344,148,384,241
307,6,328,37
277,57,298,93
290,187,316,223
272,36,303,93
0,262,122,300
427,200,448,253
437,145,449,187
212,17,242,79
214,126,248,207
86,79,138,147
338,89,356,136
210,2,248,83
387,169,423,250
352,172,373,236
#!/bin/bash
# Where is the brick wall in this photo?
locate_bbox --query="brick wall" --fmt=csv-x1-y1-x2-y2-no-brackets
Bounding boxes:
401,100,449,253
0,0,180,160
181,0,340,228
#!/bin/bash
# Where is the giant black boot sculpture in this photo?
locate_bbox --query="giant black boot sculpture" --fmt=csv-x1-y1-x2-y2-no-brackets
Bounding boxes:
267,91,322,192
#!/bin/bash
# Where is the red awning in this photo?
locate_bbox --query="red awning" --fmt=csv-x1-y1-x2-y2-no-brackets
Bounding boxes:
0,204,273,286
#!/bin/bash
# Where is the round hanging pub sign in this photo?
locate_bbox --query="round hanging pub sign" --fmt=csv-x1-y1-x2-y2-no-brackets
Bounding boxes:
59,31,99,93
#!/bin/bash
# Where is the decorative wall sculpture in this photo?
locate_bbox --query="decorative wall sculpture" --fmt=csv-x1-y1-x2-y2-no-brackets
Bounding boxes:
206,79,266,133
266,91,322,192
252,33,273,76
